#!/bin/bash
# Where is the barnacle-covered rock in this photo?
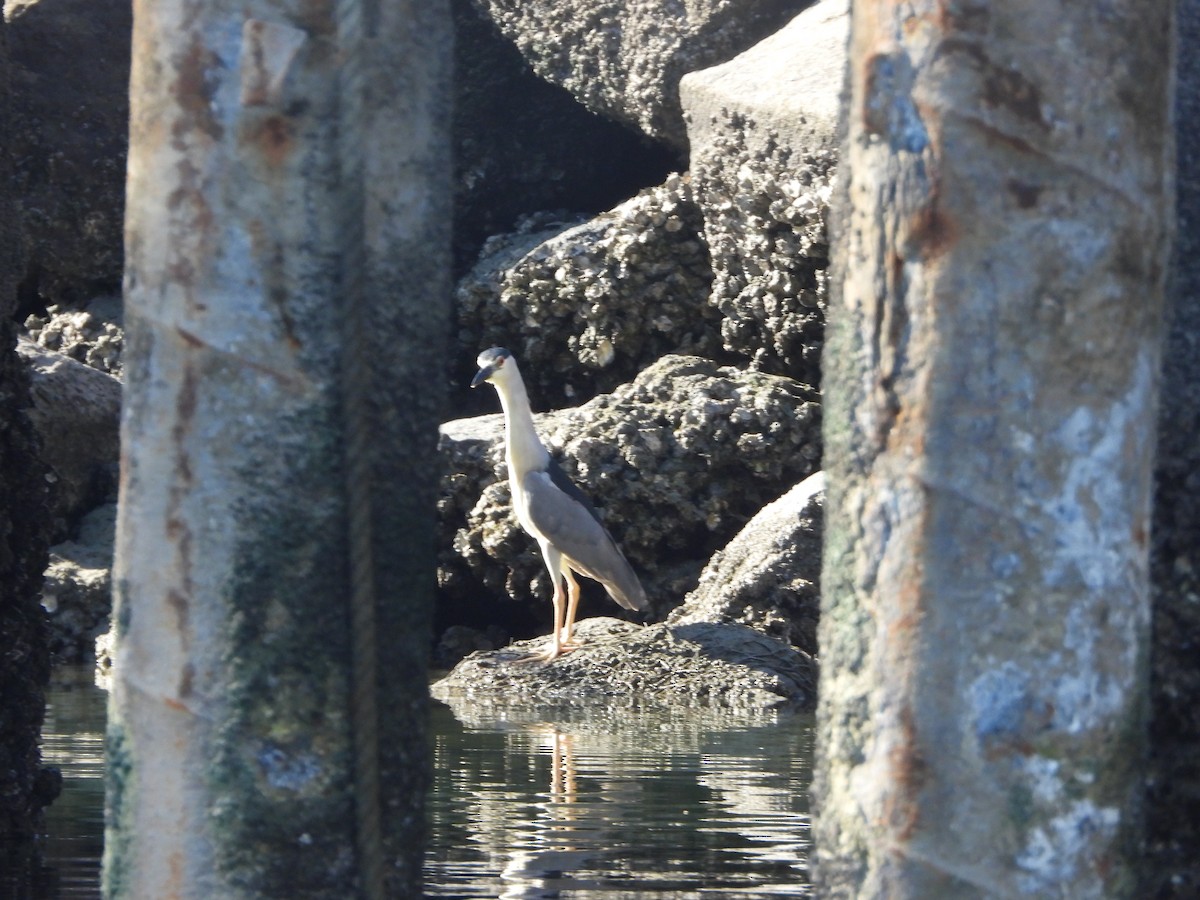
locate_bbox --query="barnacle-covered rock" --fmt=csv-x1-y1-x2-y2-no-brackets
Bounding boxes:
470,0,810,150
697,147,834,384
681,0,847,384
451,0,678,275
23,295,125,377
457,176,722,407
18,338,121,541
431,617,815,710
669,471,824,655
438,355,820,633
8,0,130,307
41,503,115,663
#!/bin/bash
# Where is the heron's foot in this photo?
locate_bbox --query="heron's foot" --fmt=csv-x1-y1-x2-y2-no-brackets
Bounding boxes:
558,628,582,650
510,640,574,664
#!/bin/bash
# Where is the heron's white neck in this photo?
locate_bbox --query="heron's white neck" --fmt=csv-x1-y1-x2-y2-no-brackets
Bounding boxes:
493,364,550,479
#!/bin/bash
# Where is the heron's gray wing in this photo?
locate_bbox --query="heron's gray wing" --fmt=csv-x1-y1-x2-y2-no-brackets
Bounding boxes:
522,467,647,611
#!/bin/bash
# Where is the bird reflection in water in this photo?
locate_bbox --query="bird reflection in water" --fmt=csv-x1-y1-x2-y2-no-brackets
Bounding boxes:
500,725,604,899
426,699,813,897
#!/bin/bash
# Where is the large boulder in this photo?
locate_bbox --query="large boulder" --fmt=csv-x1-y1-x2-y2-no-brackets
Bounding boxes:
438,355,820,633
451,0,680,275
470,0,813,150
681,0,847,383
17,338,121,540
455,175,722,410
670,470,823,654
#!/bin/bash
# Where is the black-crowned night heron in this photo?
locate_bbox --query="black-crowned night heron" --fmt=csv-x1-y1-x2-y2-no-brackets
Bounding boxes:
472,347,648,661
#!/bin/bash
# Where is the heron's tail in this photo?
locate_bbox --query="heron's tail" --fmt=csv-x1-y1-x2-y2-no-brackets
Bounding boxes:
602,563,648,612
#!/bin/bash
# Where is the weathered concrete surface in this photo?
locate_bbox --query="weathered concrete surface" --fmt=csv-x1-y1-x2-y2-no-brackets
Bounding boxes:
106,1,451,897
18,339,121,540
431,617,815,710
1144,1,1200,894
669,471,823,655
681,0,845,383
437,355,820,633
471,0,812,150
817,4,1172,897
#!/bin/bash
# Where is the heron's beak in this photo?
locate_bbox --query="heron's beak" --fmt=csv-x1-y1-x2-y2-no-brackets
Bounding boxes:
470,366,493,388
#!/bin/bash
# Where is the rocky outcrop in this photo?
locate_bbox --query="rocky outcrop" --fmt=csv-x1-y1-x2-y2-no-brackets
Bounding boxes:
455,176,722,408
680,0,845,153
670,471,823,655
7,0,131,309
41,503,115,664
17,339,121,541
470,0,812,150
681,0,846,383
23,295,124,377
431,617,815,709
451,0,680,275
438,355,820,630
4,0,848,706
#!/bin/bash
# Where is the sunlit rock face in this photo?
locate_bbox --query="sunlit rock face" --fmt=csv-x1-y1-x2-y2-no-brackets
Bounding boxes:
469,0,812,150
681,0,847,386
455,177,723,410
670,471,824,656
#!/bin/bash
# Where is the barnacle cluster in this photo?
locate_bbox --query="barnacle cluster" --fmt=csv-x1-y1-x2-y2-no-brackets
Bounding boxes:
457,175,722,405
693,114,836,384
24,301,124,377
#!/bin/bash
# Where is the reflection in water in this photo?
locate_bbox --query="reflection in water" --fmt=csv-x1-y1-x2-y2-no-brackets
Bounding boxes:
36,667,107,899
25,670,813,898
426,700,813,898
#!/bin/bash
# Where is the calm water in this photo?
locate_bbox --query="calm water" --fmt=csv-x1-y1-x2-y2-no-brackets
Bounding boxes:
26,667,813,898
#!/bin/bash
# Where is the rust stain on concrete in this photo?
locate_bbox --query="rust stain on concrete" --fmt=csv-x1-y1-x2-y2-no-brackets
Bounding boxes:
904,191,955,262
167,588,190,635
885,704,927,841
245,113,296,168
172,36,225,145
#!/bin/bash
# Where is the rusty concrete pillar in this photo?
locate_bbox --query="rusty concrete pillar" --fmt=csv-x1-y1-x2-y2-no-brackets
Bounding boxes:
817,3,1174,897
104,0,451,897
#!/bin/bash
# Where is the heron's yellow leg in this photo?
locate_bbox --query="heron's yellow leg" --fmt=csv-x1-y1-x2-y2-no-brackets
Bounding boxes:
562,567,582,648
